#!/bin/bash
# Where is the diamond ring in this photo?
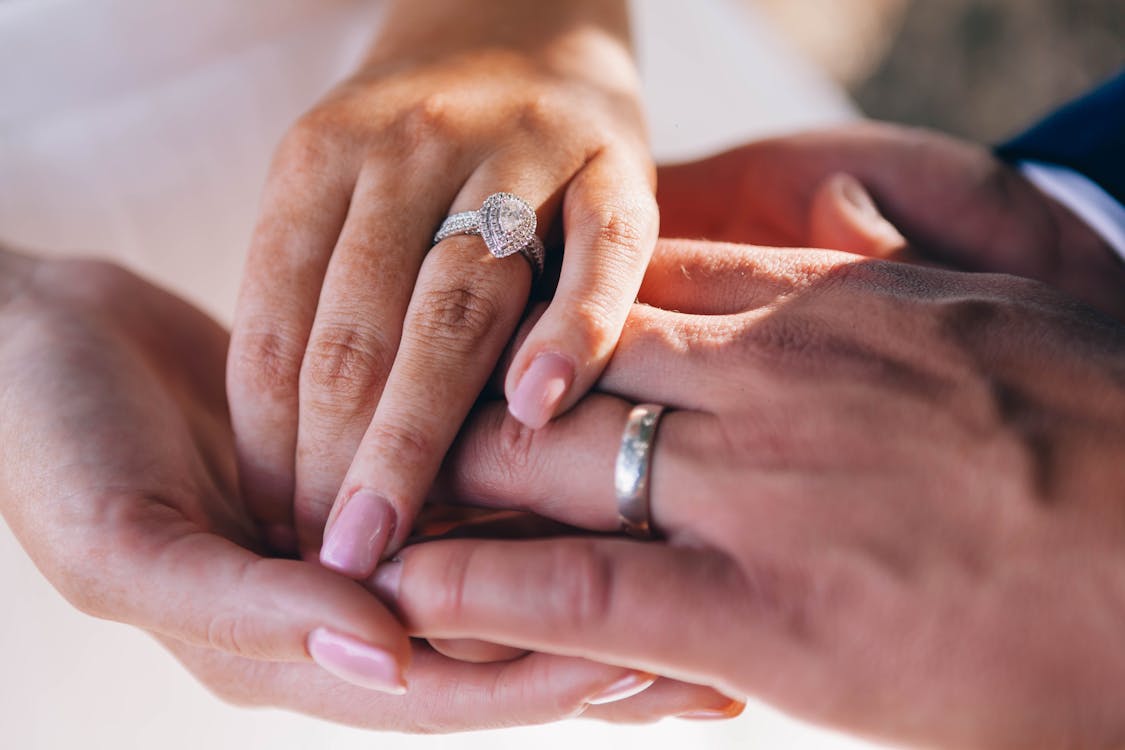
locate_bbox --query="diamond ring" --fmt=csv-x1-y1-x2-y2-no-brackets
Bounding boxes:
433,192,545,277
615,403,666,540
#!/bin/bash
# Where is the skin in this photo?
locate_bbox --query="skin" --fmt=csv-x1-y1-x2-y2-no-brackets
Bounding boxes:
0,247,732,729
374,239,1125,749
655,121,1125,321
226,0,659,572
412,122,1125,674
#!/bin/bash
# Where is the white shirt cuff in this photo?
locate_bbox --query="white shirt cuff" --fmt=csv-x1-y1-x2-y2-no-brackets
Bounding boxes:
1018,160,1125,265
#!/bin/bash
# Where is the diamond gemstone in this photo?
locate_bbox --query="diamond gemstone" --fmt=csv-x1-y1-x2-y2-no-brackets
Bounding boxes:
480,193,535,258
499,202,525,233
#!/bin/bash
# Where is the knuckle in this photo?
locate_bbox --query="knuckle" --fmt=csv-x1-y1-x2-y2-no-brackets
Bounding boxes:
491,410,539,477
743,311,825,369
473,409,539,493
939,296,1007,343
302,324,394,406
367,421,435,472
205,610,250,657
736,556,822,646
516,92,564,136
424,539,617,635
543,540,616,632
412,280,503,353
395,94,456,149
587,204,649,257
229,324,304,400
564,298,622,358
274,112,346,178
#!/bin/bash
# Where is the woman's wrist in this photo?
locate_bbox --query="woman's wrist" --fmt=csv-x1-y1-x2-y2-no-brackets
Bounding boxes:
364,0,633,73
0,245,40,311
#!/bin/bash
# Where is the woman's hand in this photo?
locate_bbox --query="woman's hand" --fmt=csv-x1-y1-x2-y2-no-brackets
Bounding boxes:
227,0,658,574
0,249,729,726
371,241,1125,748
656,122,1125,320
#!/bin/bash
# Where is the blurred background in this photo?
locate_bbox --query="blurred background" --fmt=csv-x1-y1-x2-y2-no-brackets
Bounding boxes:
754,0,1124,141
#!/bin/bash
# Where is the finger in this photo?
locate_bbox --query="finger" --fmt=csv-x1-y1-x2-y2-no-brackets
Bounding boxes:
656,131,910,248
157,635,659,731
293,159,463,552
638,239,806,315
370,537,754,692
582,679,746,723
605,301,781,409
426,638,528,663
656,124,1017,265
506,149,659,428
437,396,713,535
318,159,567,579
227,131,356,532
808,173,906,258
76,513,411,692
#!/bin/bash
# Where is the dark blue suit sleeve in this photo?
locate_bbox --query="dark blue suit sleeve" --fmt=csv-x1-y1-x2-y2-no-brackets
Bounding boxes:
996,68,1125,207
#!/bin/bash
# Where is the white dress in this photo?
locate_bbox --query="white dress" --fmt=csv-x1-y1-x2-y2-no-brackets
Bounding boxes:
0,1,871,748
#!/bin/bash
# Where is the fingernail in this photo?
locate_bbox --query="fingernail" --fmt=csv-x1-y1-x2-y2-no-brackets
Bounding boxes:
836,174,905,245
836,173,878,217
508,353,574,429
680,699,747,720
320,490,397,579
369,559,403,604
307,627,406,695
587,671,657,705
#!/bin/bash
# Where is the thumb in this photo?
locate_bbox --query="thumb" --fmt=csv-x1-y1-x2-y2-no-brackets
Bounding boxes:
808,173,906,258
71,519,412,694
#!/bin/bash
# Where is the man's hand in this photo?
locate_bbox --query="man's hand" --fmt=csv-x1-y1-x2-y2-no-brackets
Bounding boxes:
373,240,1125,748
0,249,727,727
656,122,1125,319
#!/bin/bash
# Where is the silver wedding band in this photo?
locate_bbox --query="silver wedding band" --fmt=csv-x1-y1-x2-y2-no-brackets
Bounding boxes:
433,192,545,277
615,403,666,539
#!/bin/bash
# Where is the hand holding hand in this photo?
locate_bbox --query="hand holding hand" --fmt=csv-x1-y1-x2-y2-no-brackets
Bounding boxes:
0,249,726,728
656,122,1125,319
376,240,1125,748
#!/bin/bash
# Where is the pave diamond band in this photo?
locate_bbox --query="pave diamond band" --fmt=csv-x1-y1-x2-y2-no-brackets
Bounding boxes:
433,192,545,277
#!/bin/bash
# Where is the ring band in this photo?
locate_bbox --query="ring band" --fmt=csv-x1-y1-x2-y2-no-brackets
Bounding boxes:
433,192,545,277
615,403,666,539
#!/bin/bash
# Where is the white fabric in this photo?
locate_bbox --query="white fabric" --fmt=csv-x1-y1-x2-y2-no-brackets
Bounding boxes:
1018,160,1125,265
0,1,869,748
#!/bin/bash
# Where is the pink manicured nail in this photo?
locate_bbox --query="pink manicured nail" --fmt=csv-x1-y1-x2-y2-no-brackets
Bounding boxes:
369,559,403,604
320,490,396,579
680,700,747,720
587,671,657,705
307,627,406,694
508,353,574,429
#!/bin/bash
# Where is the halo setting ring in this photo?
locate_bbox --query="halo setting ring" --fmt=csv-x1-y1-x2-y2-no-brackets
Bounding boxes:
433,193,545,276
